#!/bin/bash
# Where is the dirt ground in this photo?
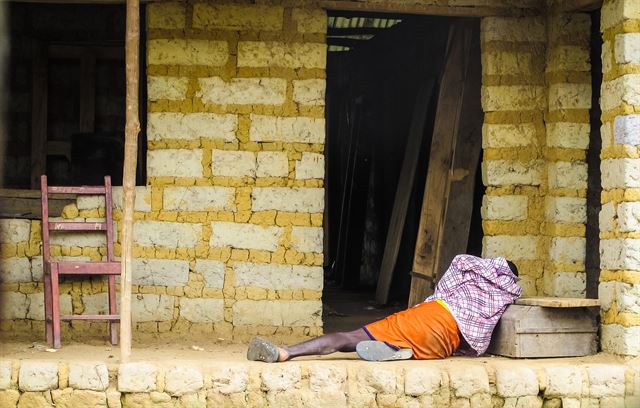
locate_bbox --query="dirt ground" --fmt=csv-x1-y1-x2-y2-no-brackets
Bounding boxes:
0,287,633,368
0,338,630,370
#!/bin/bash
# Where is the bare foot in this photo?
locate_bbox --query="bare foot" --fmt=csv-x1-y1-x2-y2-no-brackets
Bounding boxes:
278,347,290,362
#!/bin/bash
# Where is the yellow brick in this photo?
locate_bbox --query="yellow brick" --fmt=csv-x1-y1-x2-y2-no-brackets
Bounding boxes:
16,242,27,257
18,283,38,294
166,286,185,296
155,247,177,259
600,270,640,284
158,321,172,333
545,223,586,237
250,211,277,226
175,247,194,259
302,289,321,300
157,211,178,222
178,212,208,223
183,284,202,297
249,250,271,263
61,204,79,219
284,249,304,264
235,211,251,223
195,243,209,258
277,289,293,300
616,312,640,327
217,211,235,222
202,288,223,298
310,213,323,226
78,209,101,218
271,248,286,264
0,244,17,257
234,287,246,299
230,249,249,261
246,287,267,300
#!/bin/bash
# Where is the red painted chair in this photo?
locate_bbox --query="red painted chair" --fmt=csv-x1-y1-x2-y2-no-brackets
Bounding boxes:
40,175,120,348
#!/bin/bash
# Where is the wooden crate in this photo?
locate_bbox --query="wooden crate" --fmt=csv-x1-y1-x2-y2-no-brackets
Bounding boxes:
487,304,599,358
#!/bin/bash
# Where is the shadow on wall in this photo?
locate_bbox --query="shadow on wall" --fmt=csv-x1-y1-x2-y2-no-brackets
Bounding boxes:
0,1,8,343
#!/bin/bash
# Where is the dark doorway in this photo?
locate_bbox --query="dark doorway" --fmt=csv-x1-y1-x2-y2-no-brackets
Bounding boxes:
323,12,484,331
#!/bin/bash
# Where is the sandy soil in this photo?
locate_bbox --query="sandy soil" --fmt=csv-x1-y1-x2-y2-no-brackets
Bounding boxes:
0,339,629,369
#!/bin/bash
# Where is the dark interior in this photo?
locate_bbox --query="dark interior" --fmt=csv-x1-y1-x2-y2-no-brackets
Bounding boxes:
3,3,146,190
323,12,484,328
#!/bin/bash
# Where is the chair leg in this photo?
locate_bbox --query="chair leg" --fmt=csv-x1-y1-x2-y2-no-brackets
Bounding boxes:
108,275,119,345
43,264,53,345
51,266,61,349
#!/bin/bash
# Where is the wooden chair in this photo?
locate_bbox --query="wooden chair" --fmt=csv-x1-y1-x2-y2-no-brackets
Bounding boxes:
40,175,120,348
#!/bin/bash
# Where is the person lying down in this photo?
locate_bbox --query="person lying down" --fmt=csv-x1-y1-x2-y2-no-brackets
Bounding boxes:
247,254,522,362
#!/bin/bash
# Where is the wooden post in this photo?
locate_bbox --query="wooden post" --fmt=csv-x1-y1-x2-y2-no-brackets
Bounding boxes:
120,0,141,363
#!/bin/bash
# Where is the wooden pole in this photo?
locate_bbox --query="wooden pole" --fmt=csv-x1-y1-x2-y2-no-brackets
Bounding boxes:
120,0,140,363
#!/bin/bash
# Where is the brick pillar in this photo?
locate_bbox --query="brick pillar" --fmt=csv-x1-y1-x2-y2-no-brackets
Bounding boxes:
480,16,547,296
599,0,640,356
543,12,591,297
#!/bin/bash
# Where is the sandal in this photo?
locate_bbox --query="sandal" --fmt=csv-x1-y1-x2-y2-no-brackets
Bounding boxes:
247,336,279,363
356,340,413,361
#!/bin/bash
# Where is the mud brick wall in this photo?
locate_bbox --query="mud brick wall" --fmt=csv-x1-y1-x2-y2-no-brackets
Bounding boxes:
0,1,327,343
130,1,327,341
0,359,638,408
598,0,640,356
480,11,592,298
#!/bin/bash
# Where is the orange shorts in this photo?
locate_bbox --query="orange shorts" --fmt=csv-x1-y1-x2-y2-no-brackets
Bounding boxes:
363,300,460,359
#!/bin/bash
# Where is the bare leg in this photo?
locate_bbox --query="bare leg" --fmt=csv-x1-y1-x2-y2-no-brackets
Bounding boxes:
279,328,370,361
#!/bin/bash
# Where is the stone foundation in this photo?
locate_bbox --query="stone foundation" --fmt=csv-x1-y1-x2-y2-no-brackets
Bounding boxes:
0,356,637,408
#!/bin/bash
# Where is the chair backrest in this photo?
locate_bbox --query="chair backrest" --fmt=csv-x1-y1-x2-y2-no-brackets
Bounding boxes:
40,175,115,264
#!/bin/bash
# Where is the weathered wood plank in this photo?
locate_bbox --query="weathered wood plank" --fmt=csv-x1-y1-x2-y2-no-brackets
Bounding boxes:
551,0,602,13
375,78,435,304
431,28,482,286
515,297,601,308
320,1,540,17
407,21,473,307
488,305,598,358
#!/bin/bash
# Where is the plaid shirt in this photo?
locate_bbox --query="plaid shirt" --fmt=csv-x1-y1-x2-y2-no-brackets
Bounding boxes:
425,254,521,355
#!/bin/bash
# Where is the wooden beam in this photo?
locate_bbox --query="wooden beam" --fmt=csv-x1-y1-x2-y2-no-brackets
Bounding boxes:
407,21,473,307
515,297,600,307
375,79,435,304
551,0,603,13
120,0,141,363
322,1,541,17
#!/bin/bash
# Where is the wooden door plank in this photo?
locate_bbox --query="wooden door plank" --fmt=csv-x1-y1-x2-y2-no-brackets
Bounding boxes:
375,78,435,304
407,22,474,307
431,28,483,286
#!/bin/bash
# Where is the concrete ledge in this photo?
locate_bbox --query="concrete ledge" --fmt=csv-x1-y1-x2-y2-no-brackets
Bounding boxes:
0,347,637,408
